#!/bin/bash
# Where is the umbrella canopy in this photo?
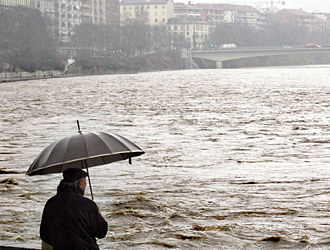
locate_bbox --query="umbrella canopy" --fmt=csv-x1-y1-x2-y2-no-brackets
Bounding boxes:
26,131,145,176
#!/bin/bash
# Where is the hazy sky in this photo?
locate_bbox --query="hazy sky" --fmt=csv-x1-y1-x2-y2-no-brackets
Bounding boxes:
176,0,330,13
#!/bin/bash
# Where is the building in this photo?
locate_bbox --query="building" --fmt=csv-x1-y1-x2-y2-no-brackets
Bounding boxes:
274,9,326,32
120,0,174,26
91,0,105,24
32,0,57,39
0,0,30,7
174,2,202,19
32,0,82,44
106,0,120,25
312,12,330,28
196,3,261,28
80,0,119,25
81,0,92,23
174,3,261,29
167,17,209,49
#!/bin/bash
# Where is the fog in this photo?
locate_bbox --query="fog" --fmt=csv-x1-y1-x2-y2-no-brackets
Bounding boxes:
177,0,330,13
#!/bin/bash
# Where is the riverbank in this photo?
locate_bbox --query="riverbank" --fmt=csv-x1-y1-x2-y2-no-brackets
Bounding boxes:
0,70,137,83
0,241,38,250
0,51,183,83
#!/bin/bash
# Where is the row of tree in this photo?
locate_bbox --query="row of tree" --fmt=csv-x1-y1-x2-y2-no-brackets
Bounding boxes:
0,6,61,72
208,22,329,48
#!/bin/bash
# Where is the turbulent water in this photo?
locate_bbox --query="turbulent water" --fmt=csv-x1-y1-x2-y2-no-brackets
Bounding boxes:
1,66,330,249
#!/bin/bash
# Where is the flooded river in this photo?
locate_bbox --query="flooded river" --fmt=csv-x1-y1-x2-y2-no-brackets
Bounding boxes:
1,66,330,249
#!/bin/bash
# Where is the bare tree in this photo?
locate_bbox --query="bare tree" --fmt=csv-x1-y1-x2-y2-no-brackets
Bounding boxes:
0,6,57,72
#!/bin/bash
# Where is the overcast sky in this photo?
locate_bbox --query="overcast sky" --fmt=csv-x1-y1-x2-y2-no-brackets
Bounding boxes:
176,0,330,13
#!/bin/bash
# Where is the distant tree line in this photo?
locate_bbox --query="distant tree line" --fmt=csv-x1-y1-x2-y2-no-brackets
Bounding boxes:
71,16,184,71
0,6,62,72
208,21,330,48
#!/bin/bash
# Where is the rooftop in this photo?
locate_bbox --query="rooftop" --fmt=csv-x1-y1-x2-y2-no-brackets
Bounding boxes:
120,0,172,5
194,3,258,12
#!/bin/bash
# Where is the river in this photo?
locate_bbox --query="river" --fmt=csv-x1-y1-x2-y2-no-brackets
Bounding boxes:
1,66,330,249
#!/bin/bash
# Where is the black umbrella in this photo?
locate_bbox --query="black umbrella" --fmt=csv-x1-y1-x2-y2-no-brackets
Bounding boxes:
26,121,145,200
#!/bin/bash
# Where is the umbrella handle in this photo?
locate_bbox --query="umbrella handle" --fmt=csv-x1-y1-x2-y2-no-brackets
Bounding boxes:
84,160,94,201
77,120,82,134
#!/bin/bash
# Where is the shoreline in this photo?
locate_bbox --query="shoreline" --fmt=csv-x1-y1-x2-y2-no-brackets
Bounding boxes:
0,241,39,250
0,68,179,83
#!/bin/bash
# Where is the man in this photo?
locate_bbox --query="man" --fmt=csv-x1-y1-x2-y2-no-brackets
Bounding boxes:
40,168,108,250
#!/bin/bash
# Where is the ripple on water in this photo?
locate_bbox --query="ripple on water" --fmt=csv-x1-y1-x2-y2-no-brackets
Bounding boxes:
1,67,330,248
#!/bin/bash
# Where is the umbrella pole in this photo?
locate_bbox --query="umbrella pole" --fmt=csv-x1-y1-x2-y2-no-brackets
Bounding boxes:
84,160,94,201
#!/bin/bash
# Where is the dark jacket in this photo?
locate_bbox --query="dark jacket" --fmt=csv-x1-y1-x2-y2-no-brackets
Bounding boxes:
40,185,108,250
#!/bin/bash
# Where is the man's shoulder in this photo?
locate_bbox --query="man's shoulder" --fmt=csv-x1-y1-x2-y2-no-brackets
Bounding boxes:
45,192,97,211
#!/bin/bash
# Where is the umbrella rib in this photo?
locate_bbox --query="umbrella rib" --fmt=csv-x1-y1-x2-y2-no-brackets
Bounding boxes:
26,131,145,176
101,132,138,154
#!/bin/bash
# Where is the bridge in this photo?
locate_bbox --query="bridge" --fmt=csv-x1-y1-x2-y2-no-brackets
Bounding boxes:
186,47,330,69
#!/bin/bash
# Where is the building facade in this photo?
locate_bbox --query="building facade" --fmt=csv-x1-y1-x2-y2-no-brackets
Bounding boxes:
167,17,209,49
274,9,326,32
174,3,261,29
0,0,30,7
91,0,105,24
106,0,120,25
120,0,174,26
32,0,119,44
80,0,92,23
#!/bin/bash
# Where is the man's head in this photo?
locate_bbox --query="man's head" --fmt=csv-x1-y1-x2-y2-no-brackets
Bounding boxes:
62,168,88,192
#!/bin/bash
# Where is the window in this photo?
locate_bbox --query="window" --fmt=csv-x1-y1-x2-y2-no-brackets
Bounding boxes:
162,18,165,22
155,18,157,22
36,2,40,8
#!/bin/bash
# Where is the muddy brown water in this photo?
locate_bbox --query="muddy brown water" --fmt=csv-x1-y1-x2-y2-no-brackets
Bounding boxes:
1,66,330,249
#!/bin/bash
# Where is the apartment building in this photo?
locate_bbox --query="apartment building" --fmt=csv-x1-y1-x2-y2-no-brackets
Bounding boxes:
174,3,261,29
91,0,105,24
0,0,30,7
174,2,202,19
197,4,261,28
106,0,120,25
81,0,92,23
80,0,119,25
120,0,174,26
31,0,82,44
167,17,209,49
274,9,326,32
